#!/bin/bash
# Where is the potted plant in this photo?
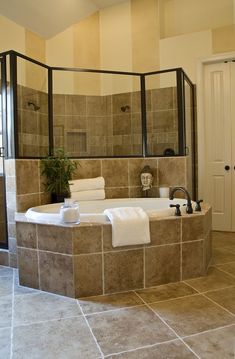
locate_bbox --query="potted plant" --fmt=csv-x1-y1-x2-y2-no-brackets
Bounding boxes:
41,148,77,203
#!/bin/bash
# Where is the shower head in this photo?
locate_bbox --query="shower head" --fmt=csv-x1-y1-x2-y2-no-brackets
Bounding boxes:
120,105,130,113
27,101,40,111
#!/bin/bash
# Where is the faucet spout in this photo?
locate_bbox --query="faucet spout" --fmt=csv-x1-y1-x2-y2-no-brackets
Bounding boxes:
169,186,193,214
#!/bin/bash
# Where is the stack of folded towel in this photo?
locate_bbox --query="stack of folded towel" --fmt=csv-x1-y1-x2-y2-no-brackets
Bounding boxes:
69,176,105,201
104,207,150,247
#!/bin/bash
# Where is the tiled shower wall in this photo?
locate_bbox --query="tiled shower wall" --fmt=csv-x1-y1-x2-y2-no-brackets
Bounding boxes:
1,156,188,267
17,85,49,157
0,176,7,245
17,85,178,158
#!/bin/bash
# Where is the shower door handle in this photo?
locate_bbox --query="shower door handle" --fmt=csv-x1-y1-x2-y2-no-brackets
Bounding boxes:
0,147,4,157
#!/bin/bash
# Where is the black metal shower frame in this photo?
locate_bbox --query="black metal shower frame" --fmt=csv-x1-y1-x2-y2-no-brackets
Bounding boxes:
0,50,195,162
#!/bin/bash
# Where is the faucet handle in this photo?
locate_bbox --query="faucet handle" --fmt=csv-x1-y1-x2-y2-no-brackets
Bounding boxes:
195,199,203,212
170,204,181,216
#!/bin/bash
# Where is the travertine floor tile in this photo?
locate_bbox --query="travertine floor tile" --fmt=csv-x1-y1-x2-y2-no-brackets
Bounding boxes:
0,295,12,328
14,292,82,326
79,291,142,315
106,340,198,358
136,282,197,304
185,266,234,292
184,325,235,359
87,305,176,355
12,317,100,359
211,247,235,265
0,276,13,297
150,294,235,337
216,262,235,276
0,327,11,359
205,286,235,314
0,265,13,277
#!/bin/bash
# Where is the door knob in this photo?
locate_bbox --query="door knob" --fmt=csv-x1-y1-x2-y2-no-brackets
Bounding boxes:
225,165,230,170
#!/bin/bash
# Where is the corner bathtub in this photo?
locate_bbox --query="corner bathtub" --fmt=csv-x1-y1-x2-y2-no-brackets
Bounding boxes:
25,198,188,224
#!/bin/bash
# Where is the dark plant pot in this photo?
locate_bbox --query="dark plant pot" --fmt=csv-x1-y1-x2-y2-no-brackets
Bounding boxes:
51,193,69,203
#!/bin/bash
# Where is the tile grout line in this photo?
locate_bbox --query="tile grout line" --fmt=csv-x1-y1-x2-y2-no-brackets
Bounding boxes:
133,291,201,359
183,280,235,317
76,300,104,359
212,264,235,278
182,322,235,340
10,268,15,359
103,338,181,358
84,303,145,317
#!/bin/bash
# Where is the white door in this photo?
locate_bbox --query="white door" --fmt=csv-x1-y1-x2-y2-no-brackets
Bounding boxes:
204,62,233,231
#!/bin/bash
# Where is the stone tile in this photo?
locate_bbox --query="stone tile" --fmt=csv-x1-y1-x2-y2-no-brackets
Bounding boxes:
14,270,38,296
105,187,129,199
79,291,143,315
211,247,235,265
0,327,11,359
15,160,39,195
184,325,235,359
149,217,181,246
102,159,129,188
72,159,101,180
73,226,102,254
150,294,235,336
87,305,176,356
17,247,39,289
216,262,235,276
9,253,18,268
12,316,100,359
205,231,212,268
37,224,72,254
112,93,131,115
158,157,186,187
87,95,111,116
0,295,12,328
53,94,66,116
14,292,81,326
185,266,235,292
108,339,197,358
16,222,37,249
65,94,86,116
182,240,205,280
212,231,235,248
128,158,158,187
145,244,180,287
74,254,102,298
152,87,174,111
0,276,13,297
136,282,197,304
205,286,235,314
16,193,40,212
39,251,74,297
104,250,143,294
0,250,9,266
113,114,131,135
182,215,204,242
0,265,13,277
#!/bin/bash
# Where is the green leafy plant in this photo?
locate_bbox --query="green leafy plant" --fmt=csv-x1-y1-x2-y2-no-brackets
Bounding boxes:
41,148,77,200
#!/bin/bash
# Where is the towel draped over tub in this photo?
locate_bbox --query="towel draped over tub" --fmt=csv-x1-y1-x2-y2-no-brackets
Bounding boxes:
104,207,150,247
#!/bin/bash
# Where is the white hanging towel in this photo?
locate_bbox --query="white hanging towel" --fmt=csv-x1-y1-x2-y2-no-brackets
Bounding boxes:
104,207,150,247
69,177,105,192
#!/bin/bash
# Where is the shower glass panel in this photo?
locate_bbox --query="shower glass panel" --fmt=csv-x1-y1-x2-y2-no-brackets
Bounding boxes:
184,76,195,198
52,70,142,157
145,71,178,156
0,57,8,248
17,57,49,157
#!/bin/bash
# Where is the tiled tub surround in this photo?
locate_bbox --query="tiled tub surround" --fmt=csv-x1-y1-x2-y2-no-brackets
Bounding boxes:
15,205,211,298
2,156,189,268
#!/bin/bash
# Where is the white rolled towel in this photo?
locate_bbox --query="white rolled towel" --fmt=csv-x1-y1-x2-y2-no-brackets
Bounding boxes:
69,177,105,193
71,189,105,201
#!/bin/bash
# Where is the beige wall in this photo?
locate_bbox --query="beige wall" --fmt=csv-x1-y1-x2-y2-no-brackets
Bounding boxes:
160,0,233,39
